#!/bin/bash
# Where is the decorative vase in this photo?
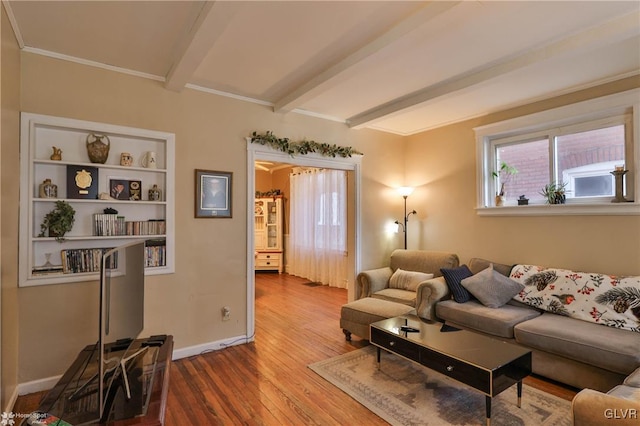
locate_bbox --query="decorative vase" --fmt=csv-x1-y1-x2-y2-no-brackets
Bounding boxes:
148,184,162,201
120,152,133,166
86,133,110,164
50,147,62,161
39,179,58,198
495,195,505,207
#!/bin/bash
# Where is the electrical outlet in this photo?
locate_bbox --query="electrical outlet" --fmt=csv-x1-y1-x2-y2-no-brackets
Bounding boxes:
222,306,231,321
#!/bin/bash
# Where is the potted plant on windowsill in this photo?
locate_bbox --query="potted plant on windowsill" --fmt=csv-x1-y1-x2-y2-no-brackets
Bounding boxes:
39,200,76,242
540,181,568,205
492,162,518,206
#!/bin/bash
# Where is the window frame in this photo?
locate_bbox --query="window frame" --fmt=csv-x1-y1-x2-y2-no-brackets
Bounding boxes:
475,89,640,216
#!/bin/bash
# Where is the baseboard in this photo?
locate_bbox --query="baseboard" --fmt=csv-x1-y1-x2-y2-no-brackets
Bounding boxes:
5,386,19,412
15,335,252,399
171,334,251,360
17,375,62,397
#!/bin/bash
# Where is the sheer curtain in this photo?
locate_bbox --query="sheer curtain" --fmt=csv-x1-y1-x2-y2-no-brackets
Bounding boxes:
289,168,347,288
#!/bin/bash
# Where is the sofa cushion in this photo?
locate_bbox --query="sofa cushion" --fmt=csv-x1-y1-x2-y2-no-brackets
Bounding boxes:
441,265,474,303
468,258,513,277
461,265,524,308
372,288,416,306
624,367,640,387
608,384,640,400
514,312,640,375
341,297,416,325
510,264,640,333
389,268,434,291
436,299,541,339
391,250,459,278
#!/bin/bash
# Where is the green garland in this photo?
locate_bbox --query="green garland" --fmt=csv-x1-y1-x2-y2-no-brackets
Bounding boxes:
250,131,362,158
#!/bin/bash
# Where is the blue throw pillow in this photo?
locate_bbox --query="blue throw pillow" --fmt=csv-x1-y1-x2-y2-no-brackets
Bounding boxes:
440,265,474,303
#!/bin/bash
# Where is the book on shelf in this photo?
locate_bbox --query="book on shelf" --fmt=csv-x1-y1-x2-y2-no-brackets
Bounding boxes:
93,214,166,236
56,239,165,274
32,265,64,275
145,239,166,267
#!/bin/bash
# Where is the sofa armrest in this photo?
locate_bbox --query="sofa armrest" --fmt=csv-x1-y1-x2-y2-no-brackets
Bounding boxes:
572,388,640,426
356,267,393,299
415,276,451,320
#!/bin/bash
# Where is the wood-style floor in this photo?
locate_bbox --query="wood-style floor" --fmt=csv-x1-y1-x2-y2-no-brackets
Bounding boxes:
14,273,577,424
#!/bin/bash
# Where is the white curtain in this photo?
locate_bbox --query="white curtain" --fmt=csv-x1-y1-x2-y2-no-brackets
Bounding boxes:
289,168,347,288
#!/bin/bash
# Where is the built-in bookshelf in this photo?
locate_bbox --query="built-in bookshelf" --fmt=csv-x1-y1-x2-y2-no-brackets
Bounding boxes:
19,113,175,287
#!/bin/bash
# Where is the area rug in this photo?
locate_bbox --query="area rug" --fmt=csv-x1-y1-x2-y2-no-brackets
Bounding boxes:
309,346,572,426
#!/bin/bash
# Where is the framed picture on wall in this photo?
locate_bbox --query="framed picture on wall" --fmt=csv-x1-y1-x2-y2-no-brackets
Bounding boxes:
195,169,232,218
109,178,141,201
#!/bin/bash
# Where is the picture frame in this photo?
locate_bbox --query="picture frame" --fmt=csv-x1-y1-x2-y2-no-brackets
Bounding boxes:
195,169,232,218
109,178,142,201
67,165,99,199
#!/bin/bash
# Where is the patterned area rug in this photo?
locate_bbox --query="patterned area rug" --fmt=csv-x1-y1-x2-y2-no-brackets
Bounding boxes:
309,346,572,426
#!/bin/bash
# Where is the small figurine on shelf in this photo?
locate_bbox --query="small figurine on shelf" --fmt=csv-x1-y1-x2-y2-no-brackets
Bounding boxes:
148,184,162,201
50,147,62,161
39,178,58,198
120,152,134,166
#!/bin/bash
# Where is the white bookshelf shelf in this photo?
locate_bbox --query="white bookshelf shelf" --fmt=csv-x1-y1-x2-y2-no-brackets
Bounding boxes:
20,112,175,287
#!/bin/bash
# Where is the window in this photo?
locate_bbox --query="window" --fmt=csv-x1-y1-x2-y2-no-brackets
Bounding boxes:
475,89,639,215
492,120,628,204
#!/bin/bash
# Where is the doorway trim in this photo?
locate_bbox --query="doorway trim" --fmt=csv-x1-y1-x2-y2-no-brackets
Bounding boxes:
246,138,362,340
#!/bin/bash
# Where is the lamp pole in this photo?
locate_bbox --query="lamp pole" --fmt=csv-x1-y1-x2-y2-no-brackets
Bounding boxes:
402,195,417,249
396,187,416,250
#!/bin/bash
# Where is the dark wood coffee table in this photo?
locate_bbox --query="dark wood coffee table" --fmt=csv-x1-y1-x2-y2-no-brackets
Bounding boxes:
370,315,531,426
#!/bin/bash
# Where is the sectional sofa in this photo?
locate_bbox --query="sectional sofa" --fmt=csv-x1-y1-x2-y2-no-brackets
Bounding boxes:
349,250,640,395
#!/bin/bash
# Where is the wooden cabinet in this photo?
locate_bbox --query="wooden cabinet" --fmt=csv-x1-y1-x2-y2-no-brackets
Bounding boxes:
254,197,283,273
19,113,175,287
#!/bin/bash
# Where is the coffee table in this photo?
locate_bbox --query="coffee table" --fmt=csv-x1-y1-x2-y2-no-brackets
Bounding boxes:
370,315,531,426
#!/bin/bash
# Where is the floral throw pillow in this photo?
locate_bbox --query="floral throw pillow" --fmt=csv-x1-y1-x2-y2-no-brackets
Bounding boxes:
510,264,640,333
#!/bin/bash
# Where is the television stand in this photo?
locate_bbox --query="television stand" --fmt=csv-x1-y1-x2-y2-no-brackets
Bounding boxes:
30,336,173,426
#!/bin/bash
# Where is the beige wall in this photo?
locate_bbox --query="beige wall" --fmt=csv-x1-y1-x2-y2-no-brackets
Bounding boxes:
10,37,638,388
1,3,21,409
15,52,404,382
406,76,640,276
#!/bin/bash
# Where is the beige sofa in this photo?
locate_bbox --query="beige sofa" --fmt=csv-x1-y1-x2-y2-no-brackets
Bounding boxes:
344,251,640,395
354,249,459,317
572,366,640,425
340,250,459,340
427,258,640,393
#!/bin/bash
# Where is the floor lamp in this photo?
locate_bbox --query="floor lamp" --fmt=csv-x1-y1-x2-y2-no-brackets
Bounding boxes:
395,187,416,249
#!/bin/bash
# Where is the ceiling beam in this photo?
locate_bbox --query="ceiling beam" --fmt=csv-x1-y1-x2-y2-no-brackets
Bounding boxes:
273,1,461,114
165,1,242,92
348,10,640,129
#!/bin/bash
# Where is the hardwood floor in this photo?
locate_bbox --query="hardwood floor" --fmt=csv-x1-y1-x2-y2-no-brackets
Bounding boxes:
14,272,577,424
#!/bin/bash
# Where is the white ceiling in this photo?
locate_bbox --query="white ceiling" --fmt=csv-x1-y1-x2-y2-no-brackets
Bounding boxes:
5,1,640,136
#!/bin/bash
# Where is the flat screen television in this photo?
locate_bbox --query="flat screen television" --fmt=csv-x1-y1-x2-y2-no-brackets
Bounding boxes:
58,240,146,425
98,240,146,419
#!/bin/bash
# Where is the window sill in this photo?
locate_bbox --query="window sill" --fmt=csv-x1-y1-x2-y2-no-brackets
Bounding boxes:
476,202,640,216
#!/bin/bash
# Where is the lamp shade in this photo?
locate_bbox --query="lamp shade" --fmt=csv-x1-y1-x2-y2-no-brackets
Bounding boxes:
397,186,414,197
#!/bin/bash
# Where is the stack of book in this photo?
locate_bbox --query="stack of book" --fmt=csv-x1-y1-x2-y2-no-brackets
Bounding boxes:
145,239,166,267
32,264,64,276
93,214,125,236
61,247,115,274
93,214,166,236
127,219,166,236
